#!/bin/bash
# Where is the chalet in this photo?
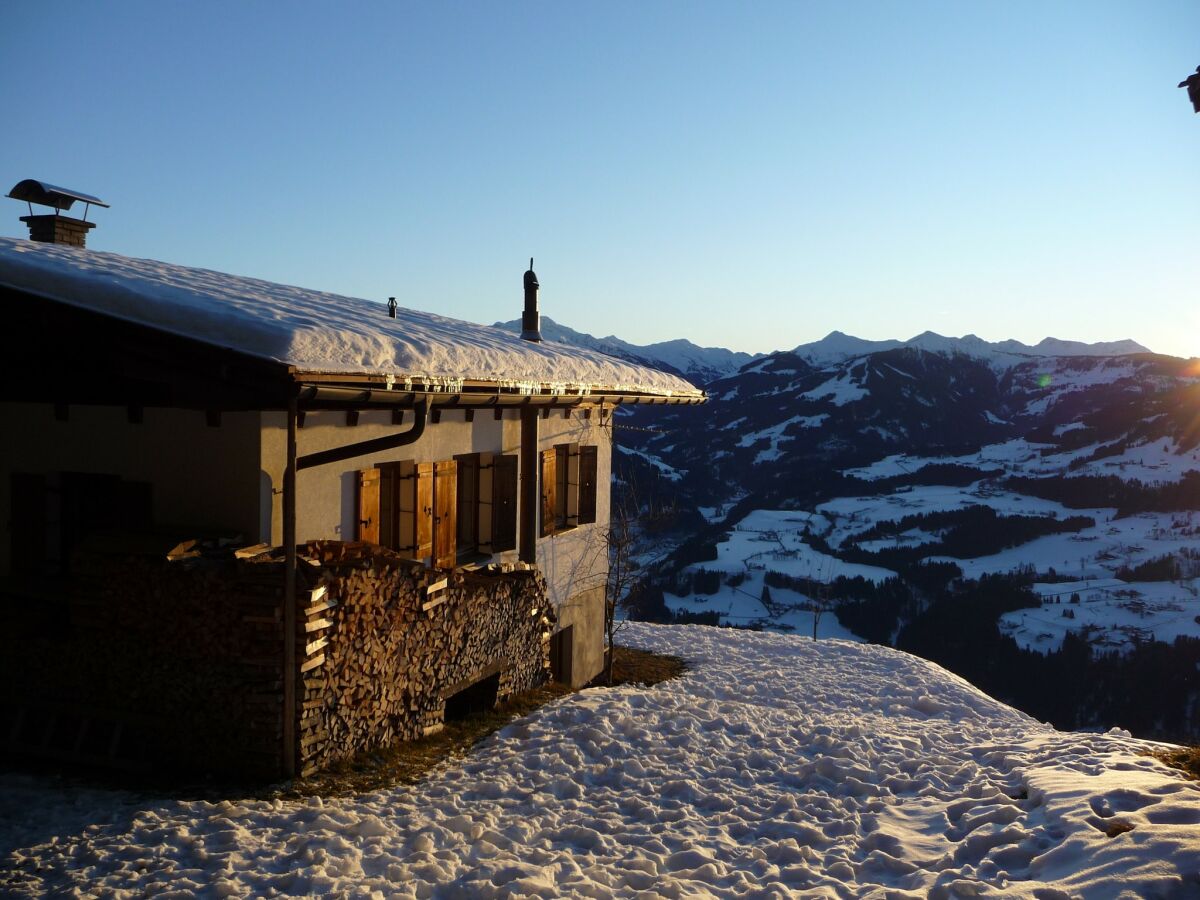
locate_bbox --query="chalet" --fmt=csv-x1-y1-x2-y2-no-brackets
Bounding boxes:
0,190,703,777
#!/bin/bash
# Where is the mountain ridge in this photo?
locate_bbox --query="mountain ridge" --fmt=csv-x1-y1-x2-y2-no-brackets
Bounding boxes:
792,330,1152,367
491,316,763,385
492,316,1160,387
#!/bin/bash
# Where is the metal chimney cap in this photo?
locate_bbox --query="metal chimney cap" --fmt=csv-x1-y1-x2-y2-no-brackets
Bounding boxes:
524,258,538,290
7,179,110,211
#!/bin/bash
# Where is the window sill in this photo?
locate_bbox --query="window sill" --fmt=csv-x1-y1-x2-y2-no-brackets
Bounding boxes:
455,550,494,570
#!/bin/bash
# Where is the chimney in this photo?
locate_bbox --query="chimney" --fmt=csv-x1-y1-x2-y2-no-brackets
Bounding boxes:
521,258,541,342
7,179,109,248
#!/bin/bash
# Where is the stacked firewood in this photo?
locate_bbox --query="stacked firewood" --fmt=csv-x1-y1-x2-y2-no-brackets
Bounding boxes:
3,548,290,775
296,542,554,775
6,539,555,779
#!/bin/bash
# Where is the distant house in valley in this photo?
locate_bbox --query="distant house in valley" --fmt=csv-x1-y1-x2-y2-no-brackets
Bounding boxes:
0,211,703,777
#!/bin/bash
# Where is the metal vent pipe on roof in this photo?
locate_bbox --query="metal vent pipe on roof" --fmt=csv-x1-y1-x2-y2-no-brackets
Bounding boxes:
520,258,541,343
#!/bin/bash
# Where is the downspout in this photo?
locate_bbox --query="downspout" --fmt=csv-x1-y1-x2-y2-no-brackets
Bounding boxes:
296,400,428,470
282,395,298,778
519,405,538,564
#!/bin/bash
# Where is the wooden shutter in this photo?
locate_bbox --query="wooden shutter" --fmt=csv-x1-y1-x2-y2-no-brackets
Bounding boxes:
356,468,381,543
433,460,457,569
399,461,433,561
491,455,517,552
415,462,433,560
540,449,556,537
579,445,598,524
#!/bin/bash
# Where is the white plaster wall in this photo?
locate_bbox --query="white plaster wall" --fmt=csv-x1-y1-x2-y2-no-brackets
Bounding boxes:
0,402,262,576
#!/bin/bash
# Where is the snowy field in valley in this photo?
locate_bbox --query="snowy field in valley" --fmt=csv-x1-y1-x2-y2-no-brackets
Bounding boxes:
673,491,1200,644
928,511,1200,581
704,510,893,584
999,579,1200,654
665,510,891,631
3,624,1198,898
815,485,1090,550
844,436,1200,485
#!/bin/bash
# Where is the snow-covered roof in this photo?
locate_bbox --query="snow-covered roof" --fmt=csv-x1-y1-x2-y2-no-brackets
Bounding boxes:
0,238,702,399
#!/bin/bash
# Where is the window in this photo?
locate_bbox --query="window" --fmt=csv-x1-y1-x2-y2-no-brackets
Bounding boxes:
541,443,598,535
455,453,479,557
490,455,518,552
579,445,598,525
10,471,153,577
364,459,443,564
554,445,569,531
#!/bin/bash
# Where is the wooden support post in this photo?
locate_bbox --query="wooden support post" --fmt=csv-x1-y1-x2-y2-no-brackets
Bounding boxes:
519,406,538,564
283,396,298,777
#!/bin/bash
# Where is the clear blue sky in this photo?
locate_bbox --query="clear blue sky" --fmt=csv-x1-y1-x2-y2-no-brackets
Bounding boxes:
2,2,1198,357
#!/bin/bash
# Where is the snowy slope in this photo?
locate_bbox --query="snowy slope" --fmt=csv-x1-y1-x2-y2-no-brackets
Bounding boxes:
0,238,701,397
2,624,1198,899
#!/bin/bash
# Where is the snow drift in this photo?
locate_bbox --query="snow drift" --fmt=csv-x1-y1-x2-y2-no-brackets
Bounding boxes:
2,625,1197,898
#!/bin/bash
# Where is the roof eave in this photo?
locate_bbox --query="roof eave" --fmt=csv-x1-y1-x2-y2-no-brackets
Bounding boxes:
295,380,706,410
291,371,706,407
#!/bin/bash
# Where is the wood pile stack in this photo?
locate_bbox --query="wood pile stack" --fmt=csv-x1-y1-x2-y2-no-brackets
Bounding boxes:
296,541,555,775
5,538,554,779
4,547,290,776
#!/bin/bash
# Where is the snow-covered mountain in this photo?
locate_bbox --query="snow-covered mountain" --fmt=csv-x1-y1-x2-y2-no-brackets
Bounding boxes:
793,330,1151,367
620,344,1200,511
491,316,762,385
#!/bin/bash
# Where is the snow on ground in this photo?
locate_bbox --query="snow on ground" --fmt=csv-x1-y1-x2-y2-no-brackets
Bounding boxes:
616,445,683,481
999,579,1200,654
3,624,1198,898
0,238,700,397
1020,360,1140,417
704,510,893,583
817,485,1083,549
664,510,891,632
844,436,1200,485
734,417,830,453
800,372,869,406
1067,439,1200,482
843,440,1054,481
930,512,1200,581
664,567,864,638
